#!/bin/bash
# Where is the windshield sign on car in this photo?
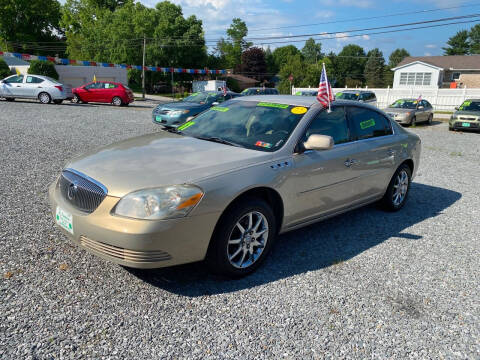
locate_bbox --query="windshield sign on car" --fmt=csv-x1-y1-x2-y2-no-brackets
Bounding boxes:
177,101,309,152
459,100,480,111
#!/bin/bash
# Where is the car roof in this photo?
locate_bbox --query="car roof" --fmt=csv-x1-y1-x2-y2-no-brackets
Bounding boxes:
341,90,373,94
230,95,377,108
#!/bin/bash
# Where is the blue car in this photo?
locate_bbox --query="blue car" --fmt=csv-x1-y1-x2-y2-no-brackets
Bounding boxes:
152,91,239,127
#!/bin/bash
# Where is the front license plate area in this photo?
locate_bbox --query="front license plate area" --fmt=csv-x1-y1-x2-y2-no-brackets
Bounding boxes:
462,122,471,127
155,115,162,122
56,206,73,234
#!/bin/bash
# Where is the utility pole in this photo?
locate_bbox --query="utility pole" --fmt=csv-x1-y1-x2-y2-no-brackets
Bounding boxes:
171,60,174,100
142,35,146,100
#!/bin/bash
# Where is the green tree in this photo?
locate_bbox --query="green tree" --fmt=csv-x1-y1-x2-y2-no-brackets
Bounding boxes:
469,24,480,54
302,38,322,64
265,46,277,75
388,48,410,68
278,54,304,94
443,30,470,55
28,60,59,79
0,58,11,79
364,48,385,88
272,45,301,72
335,44,367,87
0,0,62,54
62,0,207,68
216,18,252,69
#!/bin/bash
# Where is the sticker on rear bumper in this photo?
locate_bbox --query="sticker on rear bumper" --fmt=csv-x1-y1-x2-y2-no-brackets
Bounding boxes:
56,206,73,234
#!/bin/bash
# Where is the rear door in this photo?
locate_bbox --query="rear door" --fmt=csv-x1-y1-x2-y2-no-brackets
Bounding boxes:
22,76,45,98
345,106,398,199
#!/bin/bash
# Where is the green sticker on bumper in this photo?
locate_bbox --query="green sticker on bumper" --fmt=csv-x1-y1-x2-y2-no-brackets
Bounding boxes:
178,121,195,130
257,102,289,109
360,118,375,130
211,106,229,112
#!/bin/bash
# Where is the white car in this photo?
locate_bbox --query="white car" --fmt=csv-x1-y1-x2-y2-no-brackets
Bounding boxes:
0,74,73,104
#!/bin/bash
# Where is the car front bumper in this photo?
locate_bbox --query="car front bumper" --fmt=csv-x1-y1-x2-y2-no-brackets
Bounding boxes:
152,113,192,126
48,181,220,269
449,119,480,130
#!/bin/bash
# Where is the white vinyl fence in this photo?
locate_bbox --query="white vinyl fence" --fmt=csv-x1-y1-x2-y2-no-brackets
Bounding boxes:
292,86,480,111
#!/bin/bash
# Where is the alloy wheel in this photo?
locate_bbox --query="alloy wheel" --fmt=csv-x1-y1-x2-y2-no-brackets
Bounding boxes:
39,93,51,104
227,211,269,269
392,169,409,206
112,97,122,106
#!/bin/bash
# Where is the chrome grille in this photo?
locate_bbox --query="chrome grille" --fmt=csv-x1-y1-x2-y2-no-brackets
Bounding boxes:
80,236,172,263
59,169,107,213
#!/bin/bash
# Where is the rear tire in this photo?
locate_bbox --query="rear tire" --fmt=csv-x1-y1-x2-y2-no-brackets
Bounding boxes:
410,116,416,127
112,96,122,106
381,163,412,212
427,114,433,125
206,197,277,278
38,92,51,104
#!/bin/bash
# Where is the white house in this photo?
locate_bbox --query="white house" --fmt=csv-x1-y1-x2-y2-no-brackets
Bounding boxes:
1,56,30,75
392,55,480,89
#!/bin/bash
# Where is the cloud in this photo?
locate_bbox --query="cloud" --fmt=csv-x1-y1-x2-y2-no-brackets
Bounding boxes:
424,52,432,56
335,33,350,42
425,44,437,48
315,10,335,19
362,35,370,40
320,0,374,8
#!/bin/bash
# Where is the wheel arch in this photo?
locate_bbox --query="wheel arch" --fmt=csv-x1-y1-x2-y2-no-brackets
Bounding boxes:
401,159,414,174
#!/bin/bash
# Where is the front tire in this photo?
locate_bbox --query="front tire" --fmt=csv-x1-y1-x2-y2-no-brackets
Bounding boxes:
410,116,416,127
206,197,277,277
5,97,15,102
38,92,51,104
72,94,81,104
381,164,412,211
427,114,433,125
112,96,123,106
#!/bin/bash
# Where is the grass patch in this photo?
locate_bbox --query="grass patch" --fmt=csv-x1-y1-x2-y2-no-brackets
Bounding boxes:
450,151,462,156
434,110,454,115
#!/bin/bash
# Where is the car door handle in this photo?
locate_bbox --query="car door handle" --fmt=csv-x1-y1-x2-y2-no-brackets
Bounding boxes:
344,159,358,167
387,149,396,156
37,86,42,88
16,85,21,87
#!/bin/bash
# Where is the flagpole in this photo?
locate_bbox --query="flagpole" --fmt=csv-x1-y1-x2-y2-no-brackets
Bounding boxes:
323,62,332,113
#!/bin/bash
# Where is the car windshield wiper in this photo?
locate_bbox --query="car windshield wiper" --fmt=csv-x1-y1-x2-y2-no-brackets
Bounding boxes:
162,126,184,135
195,136,243,148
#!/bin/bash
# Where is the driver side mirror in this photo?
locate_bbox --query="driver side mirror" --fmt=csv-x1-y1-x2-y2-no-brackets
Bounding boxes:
417,105,424,110
303,134,334,151
212,101,219,106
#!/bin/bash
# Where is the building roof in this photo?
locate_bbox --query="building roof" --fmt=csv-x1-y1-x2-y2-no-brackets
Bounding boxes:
226,74,259,84
395,55,480,70
0,56,30,66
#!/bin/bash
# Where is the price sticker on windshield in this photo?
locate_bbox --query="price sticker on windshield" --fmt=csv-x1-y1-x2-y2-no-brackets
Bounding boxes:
211,106,229,112
360,118,376,130
291,106,307,114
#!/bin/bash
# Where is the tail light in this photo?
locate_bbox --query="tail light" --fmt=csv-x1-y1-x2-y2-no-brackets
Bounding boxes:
54,85,63,92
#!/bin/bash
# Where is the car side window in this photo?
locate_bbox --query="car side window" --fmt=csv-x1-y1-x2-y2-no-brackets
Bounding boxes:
347,106,393,140
421,100,431,108
85,82,102,89
303,106,350,145
26,76,44,84
5,75,24,84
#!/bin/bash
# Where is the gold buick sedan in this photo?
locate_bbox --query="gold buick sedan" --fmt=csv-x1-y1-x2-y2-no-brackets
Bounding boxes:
49,96,421,277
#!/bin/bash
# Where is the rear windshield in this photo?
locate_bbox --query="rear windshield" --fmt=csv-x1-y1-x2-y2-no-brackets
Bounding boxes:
178,101,309,152
389,99,418,109
458,100,480,111
335,92,359,100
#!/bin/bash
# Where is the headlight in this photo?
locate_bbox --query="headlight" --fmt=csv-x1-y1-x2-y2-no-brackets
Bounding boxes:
169,110,190,117
114,185,203,220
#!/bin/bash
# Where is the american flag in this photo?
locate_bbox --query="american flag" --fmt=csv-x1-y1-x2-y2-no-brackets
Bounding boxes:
416,94,422,102
317,63,334,109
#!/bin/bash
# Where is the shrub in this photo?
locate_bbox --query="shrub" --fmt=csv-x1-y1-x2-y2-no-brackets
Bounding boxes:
0,58,11,79
27,60,59,80
226,77,241,93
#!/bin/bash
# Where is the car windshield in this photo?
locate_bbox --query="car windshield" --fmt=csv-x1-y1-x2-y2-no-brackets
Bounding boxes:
177,101,309,152
389,99,417,109
183,92,217,104
335,92,359,100
242,89,259,95
458,100,480,111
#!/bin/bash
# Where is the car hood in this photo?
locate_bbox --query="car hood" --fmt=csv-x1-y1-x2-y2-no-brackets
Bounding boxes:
384,108,415,114
65,132,270,197
453,110,480,118
157,102,210,112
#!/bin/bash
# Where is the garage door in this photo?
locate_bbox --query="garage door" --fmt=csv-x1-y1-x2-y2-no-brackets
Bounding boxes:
62,77,87,88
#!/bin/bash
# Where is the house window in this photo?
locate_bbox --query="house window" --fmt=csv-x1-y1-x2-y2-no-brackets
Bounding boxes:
452,72,460,81
398,72,432,86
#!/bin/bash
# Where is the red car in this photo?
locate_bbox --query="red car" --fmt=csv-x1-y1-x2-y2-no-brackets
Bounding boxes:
72,81,134,106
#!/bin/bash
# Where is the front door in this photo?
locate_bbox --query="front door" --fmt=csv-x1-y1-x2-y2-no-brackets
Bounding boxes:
1,75,24,97
286,106,362,226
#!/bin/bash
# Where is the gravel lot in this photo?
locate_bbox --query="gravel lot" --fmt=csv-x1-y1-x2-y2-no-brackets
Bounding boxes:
1,99,479,359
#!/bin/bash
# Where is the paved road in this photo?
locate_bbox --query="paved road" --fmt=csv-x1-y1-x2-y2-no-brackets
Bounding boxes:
0,99,478,359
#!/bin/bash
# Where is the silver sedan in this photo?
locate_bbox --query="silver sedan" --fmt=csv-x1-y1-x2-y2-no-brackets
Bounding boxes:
49,96,421,277
0,74,73,104
385,98,434,126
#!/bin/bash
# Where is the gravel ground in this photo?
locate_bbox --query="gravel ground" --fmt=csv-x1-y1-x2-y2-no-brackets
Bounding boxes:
0,100,479,359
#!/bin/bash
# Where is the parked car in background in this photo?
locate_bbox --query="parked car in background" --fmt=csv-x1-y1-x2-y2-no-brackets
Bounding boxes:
295,90,317,96
449,99,480,131
335,90,377,107
385,99,434,126
72,81,134,106
50,95,421,277
241,88,279,96
0,74,72,104
152,91,240,127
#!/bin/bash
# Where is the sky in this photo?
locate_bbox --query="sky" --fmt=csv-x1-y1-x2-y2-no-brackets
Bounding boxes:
136,0,480,58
